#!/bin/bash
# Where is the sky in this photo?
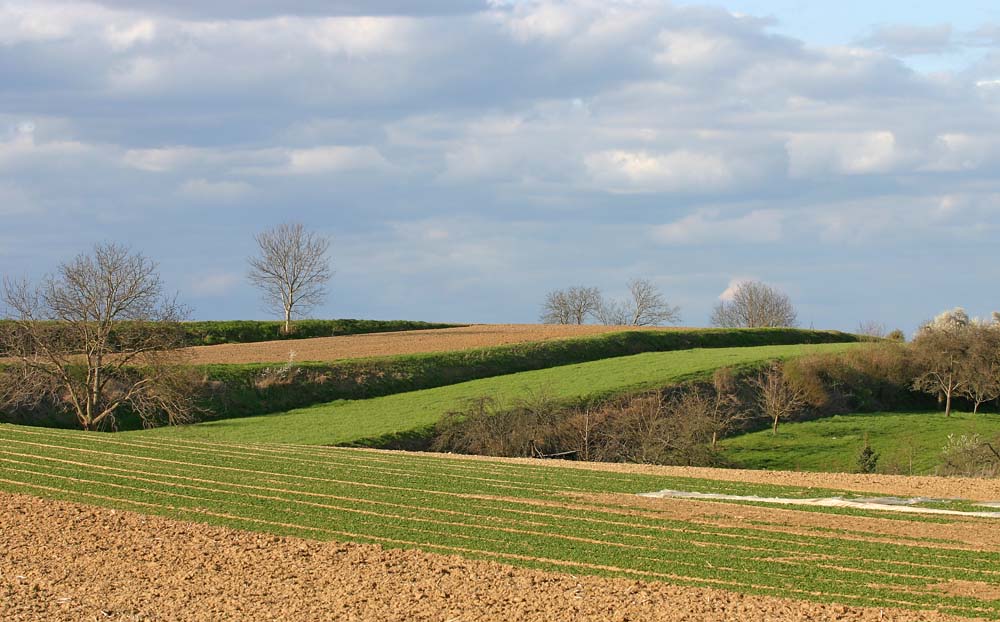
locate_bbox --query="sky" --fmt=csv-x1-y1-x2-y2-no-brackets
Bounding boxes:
1,0,1000,333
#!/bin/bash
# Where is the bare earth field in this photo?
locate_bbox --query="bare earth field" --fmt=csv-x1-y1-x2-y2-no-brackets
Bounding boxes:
181,323,671,364
0,492,970,622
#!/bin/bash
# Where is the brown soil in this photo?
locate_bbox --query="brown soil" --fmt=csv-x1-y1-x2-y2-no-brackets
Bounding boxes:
0,493,973,622
931,581,1000,601
181,323,674,364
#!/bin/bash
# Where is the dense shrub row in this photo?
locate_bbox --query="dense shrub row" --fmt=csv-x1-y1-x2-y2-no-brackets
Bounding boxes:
2,328,862,429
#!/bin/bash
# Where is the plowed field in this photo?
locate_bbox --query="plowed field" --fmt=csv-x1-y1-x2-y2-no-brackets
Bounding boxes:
2,424,999,620
1,492,971,622
181,324,673,364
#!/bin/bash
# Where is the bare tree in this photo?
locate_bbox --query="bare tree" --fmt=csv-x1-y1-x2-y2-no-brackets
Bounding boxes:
0,243,196,431
710,280,797,328
597,279,680,326
540,286,601,324
752,363,807,435
912,319,973,418
960,329,1000,414
706,367,749,448
248,223,332,334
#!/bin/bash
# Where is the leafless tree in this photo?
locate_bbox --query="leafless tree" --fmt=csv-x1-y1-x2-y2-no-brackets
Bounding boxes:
911,320,973,418
0,243,196,431
706,367,750,448
247,222,332,334
710,280,797,328
596,279,680,326
752,363,807,435
958,324,1000,414
856,321,887,339
540,286,601,324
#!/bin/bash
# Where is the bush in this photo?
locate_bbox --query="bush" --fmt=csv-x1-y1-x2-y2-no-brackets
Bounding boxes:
856,436,879,474
937,433,1000,478
431,382,738,467
781,343,927,416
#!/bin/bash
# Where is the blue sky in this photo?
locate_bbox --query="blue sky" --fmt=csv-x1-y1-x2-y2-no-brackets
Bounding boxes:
1,1,999,332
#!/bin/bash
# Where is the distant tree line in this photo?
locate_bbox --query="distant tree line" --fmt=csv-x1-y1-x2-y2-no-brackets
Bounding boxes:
541,279,680,326
541,279,800,328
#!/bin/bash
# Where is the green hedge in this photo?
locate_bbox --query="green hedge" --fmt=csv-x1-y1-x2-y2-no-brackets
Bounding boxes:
193,328,862,423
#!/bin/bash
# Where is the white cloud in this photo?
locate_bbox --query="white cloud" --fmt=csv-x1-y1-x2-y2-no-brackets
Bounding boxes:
585,149,732,193
104,18,156,51
122,147,205,172
656,30,734,69
0,128,94,170
653,209,783,245
308,16,415,56
786,131,900,177
284,146,390,174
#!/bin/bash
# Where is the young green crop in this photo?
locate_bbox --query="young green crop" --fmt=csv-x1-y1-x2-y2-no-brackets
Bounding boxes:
1,424,998,619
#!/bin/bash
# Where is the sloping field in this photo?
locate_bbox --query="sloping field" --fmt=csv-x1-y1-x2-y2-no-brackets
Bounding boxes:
722,411,1000,475
145,343,860,445
182,324,678,364
1,424,999,619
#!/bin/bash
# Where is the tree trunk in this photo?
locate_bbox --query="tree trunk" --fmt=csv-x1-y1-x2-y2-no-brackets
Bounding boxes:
944,390,952,418
284,307,292,334
711,430,718,448
771,416,779,436
974,400,981,415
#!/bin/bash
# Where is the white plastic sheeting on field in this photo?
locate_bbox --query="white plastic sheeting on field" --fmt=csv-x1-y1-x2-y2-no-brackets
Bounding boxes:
638,489,1000,518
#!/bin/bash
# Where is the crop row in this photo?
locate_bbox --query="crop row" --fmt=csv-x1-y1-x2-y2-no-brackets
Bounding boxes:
0,425,997,618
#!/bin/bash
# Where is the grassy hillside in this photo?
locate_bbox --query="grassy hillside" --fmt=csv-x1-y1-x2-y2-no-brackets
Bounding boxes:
1,424,997,619
141,343,860,446
190,328,866,422
722,411,1000,475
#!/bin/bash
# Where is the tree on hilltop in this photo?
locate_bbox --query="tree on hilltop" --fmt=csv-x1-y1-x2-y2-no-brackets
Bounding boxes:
710,280,797,328
247,223,332,334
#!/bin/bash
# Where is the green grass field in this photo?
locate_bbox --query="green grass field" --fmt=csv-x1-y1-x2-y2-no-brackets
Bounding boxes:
140,343,859,446
722,411,1000,475
1,424,998,619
